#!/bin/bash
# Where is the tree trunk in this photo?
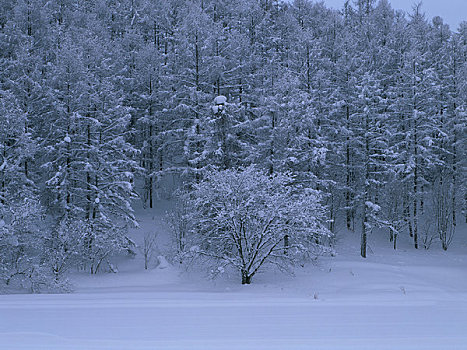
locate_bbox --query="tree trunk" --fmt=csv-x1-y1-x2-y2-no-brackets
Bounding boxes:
269,112,275,175
148,80,154,209
346,104,353,231
412,61,419,249
86,123,92,219
452,132,457,229
361,105,370,259
413,133,418,249
361,215,367,258
391,228,397,250
241,269,251,284
329,194,336,233
1,147,5,205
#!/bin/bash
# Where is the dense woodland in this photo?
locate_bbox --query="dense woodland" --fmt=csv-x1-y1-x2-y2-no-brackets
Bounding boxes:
0,0,466,289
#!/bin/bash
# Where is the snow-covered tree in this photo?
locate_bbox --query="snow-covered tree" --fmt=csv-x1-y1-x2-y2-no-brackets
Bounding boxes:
353,73,392,257
0,196,49,292
178,167,331,284
42,27,138,273
0,91,47,291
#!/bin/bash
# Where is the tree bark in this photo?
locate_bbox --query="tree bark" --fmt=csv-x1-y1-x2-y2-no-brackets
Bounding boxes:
346,104,353,231
241,269,251,284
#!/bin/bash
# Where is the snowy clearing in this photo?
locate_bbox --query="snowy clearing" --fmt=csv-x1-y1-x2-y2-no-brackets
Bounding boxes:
1,292,466,350
1,230,466,350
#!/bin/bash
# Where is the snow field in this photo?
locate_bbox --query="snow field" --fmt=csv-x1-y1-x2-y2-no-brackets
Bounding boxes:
1,207,466,349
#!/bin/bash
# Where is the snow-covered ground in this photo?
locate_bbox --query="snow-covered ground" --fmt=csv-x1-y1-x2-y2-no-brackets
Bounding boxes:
1,204,466,349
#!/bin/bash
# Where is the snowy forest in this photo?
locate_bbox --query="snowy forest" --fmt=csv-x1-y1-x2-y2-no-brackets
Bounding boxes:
0,0,466,291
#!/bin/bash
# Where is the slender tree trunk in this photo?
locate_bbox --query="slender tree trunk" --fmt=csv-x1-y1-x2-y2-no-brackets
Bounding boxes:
329,194,336,233
411,60,419,249
66,135,71,209
361,207,367,258
306,44,311,92
24,126,28,178
346,104,353,231
148,124,153,209
1,146,5,205
413,119,418,249
269,112,275,175
93,176,98,219
86,123,92,219
148,78,154,209
361,109,370,258
452,132,457,229
195,33,199,90
154,21,159,49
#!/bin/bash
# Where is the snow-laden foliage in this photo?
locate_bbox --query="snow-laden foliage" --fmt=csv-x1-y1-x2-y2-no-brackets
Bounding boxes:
0,197,53,292
0,0,466,291
178,167,331,284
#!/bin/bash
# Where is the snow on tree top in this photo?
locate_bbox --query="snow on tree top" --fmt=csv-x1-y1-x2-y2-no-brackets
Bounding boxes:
214,95,227,105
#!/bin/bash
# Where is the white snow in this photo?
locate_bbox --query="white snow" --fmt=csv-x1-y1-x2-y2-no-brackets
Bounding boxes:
211,105,220,114
156,255,170,269
1,204,466,350
214,95,227,105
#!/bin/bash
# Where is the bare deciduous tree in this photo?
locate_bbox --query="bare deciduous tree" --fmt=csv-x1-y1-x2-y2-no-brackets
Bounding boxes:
139,232,158,270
